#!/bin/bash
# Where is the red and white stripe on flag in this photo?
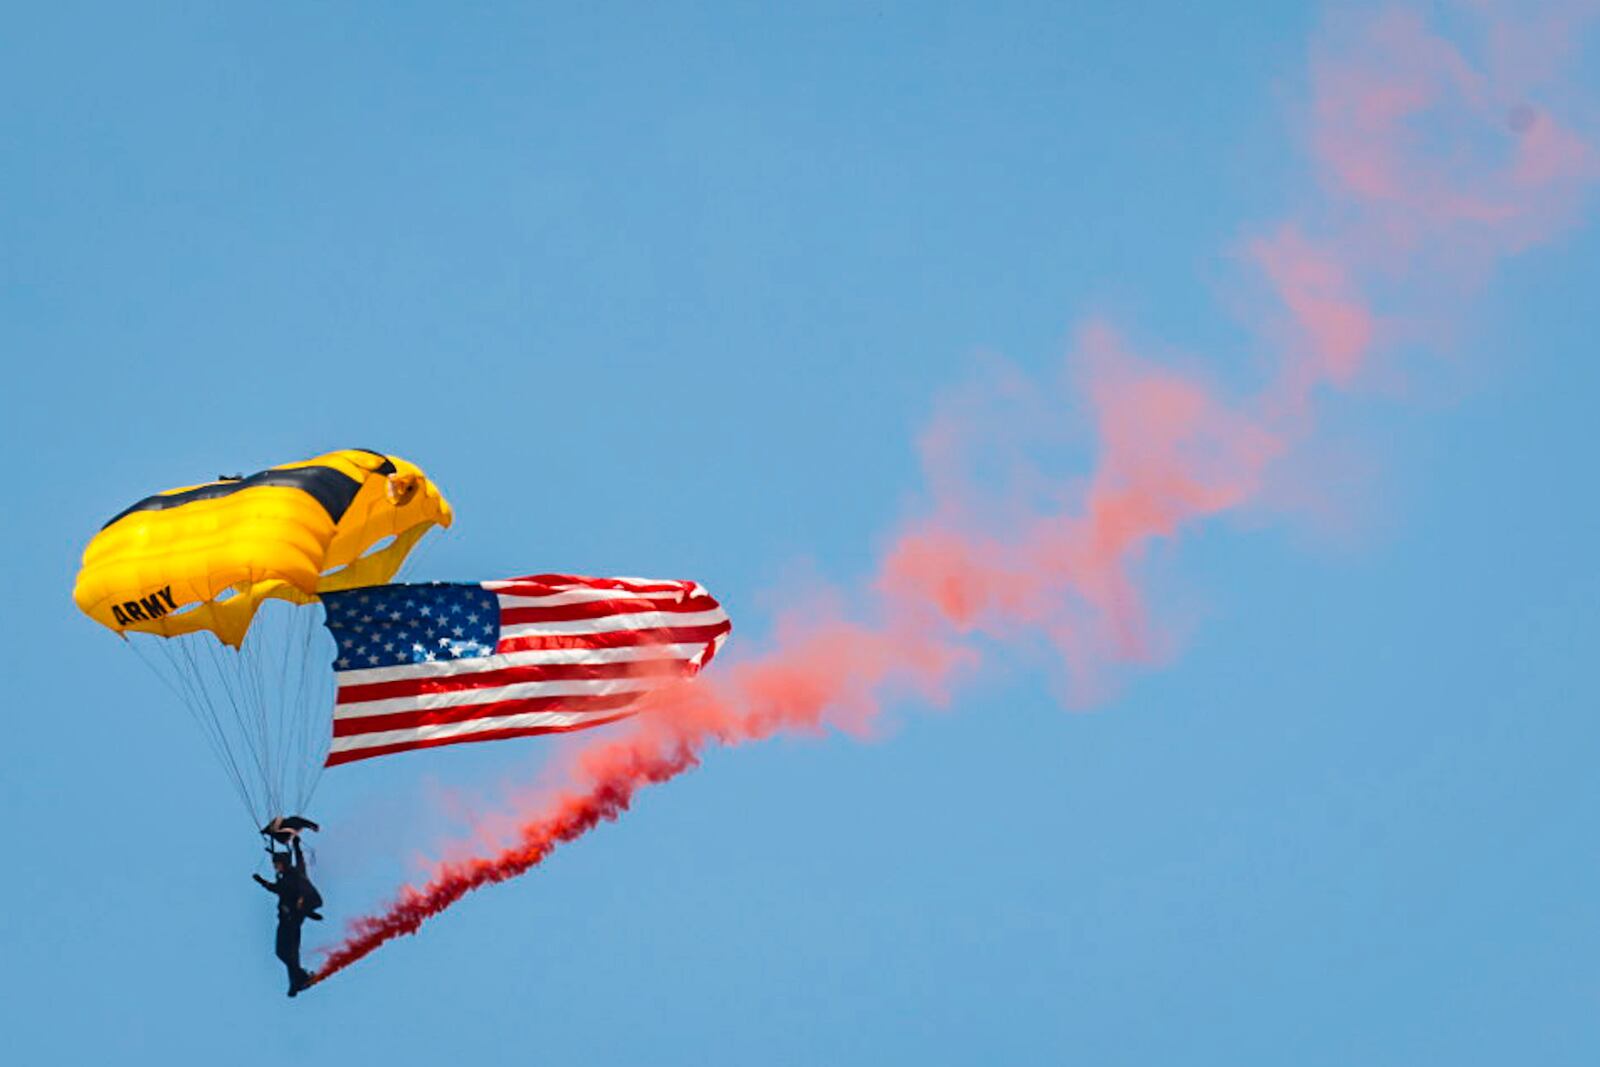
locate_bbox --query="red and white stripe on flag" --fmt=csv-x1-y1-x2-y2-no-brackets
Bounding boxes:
322,574,731,766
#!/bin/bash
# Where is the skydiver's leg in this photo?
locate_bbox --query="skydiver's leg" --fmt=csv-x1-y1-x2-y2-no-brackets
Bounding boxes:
275,921,294,981
276,920,305,994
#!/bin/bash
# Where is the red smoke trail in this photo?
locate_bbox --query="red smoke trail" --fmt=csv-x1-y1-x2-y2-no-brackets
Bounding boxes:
314,2,1597,983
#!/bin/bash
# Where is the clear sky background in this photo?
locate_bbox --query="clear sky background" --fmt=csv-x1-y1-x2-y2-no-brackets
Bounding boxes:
3,3,1597,1064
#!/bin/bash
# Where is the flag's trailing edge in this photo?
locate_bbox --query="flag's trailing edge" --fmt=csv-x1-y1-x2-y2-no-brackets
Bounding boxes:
321,575,731,766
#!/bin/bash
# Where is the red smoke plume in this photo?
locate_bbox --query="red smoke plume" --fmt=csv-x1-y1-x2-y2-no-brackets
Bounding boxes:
314,2,1596,984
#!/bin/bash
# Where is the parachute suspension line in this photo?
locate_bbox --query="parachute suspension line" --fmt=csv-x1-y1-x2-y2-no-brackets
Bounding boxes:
241,620,281,820
189,598,336,825
127,638,257,829
135,601,340,827
268,604,308,818
196,630,273,820
183,633,261,820
167,636,259,820
270,607,297,816
396,529,438,583
258,625,284,817
239,619,271,818
289,602,331,815
128,638,238,808
194,632,252,814
252,601,315,822
304,614,332,808
290,605,314,811
234,627,262,814
287,606,312,809
269,607,297,817
307,604,331,810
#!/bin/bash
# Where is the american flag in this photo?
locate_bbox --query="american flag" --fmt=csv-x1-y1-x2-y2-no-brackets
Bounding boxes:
321,575,731,766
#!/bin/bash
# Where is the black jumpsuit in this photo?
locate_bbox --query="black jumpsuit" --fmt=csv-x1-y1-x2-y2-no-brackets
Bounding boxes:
254,841,320,994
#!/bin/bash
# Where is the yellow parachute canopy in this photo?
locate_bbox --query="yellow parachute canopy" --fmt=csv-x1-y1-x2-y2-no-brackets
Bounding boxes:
73,449,453,647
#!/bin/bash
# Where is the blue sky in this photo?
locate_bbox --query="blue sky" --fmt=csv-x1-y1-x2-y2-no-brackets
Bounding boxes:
3,4,1597,1064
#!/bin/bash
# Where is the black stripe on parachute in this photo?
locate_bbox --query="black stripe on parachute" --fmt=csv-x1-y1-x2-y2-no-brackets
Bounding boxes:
350,449,398,476
101,465,366,529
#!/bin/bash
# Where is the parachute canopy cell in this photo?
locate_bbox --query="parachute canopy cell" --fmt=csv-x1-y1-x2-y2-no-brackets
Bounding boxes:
73,449,453,647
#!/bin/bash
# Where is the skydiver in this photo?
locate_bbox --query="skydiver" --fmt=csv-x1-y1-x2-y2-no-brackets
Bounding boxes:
252,836,323,997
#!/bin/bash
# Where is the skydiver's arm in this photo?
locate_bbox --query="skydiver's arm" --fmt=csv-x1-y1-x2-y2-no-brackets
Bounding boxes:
252,874,279,894
292,839,307,874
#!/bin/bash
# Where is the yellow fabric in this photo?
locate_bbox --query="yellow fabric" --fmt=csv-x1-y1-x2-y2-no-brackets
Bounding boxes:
73,449,452,647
